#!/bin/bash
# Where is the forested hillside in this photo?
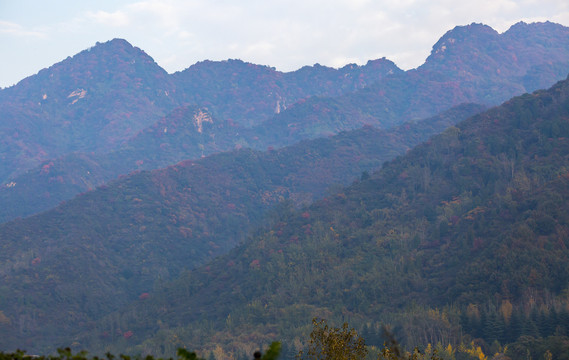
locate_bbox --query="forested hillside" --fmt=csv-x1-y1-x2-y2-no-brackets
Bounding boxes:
0,104,484,353
172,58,402,127
0,104,484,223
82,75,569,358
1,21,569,360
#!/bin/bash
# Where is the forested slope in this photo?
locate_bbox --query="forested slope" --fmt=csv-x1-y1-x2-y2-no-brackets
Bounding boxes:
88,75,569,358
0,104,483,353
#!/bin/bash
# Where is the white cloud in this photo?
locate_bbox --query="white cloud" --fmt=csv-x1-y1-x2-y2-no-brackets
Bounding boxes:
244,41,276,57
0,20,46,38
2,0,569,87
86,10,130,27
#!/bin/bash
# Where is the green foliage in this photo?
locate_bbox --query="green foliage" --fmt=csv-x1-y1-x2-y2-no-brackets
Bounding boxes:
0,344,283,360
0,104,482,353
177,348,204,360
260,342,282,360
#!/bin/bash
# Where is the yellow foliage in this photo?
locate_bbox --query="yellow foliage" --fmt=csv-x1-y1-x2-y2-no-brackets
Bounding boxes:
212,344,229,360
0,310,11,325
299,318,367,360
499,300,513,325
459,342,487,360
466,304,480,322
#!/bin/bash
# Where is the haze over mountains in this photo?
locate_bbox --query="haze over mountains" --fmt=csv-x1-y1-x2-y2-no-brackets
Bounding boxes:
1,21,569,359
2,21,569,223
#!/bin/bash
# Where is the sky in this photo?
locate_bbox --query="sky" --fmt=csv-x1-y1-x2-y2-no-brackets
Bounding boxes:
1,0,569,88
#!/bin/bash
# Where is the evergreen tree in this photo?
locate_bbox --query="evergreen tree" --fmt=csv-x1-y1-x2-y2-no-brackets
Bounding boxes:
520,315,540,338
506,311,522,343
483,312,505,344
558,308,569,335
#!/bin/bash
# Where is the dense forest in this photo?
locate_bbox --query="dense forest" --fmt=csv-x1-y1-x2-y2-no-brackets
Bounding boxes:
0,104,483,352
70,75,569,359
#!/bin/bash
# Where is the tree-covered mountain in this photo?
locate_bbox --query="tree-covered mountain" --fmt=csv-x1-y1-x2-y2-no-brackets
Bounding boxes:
74,75,569,358
0,103,485,353
422,21,569,94
0,106,232,222
0,104,484,223
172,58,402,127
2,21,569,224
1,21,569,358
264,21,569,137
0,39,179,181
0,42,400,185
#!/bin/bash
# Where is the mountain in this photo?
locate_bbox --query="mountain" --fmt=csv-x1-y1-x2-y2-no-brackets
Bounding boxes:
3,22,569,224
419,21,569,102
0,39,179,181
263,22,569,137
0,106,231,222
78,75,569,357
172,58,402,127
2,22,569,356
0,102,484,223
0,45,401,185
0,103,484,352
0,47,402,223
207,22,569,149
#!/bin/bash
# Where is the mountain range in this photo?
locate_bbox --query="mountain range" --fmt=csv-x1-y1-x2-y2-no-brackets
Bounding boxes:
2,21,569,223
1,21,569,359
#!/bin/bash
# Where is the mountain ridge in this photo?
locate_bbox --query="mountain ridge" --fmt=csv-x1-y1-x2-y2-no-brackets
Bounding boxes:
4,21,569,223
0,39,403,185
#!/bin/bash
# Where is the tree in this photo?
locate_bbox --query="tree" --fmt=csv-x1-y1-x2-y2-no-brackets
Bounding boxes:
260,342,282,360
178,348,205,360
297,318,367,360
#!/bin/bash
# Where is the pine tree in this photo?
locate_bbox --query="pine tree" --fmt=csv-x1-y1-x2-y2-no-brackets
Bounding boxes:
483,312,505,344
506,311,522,343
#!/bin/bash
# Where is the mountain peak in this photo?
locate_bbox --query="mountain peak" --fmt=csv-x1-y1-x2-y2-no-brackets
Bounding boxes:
364,57,402,72
504,20,569,40
8,38,165,93
428,23,499,58
86,38,139,56
442,22,498,40
98,37,132,47
176,58,277,77
76,38,157,66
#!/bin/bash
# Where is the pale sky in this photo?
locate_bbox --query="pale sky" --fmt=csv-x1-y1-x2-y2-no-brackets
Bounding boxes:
1,0,569,88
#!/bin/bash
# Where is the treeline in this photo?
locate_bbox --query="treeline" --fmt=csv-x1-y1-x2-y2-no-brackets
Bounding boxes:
3,318,568,360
